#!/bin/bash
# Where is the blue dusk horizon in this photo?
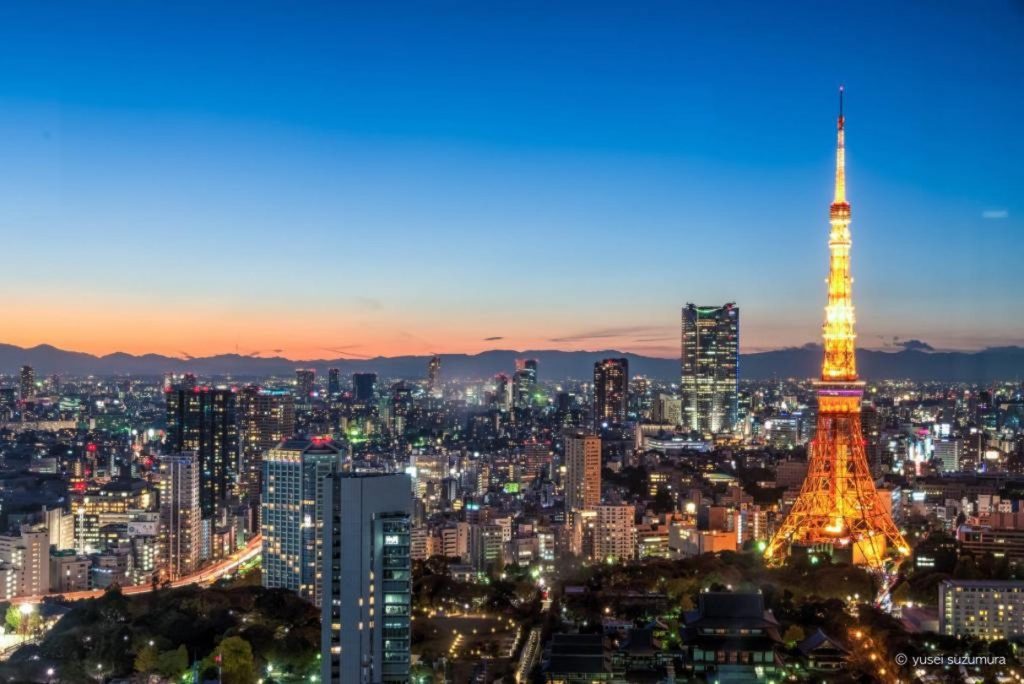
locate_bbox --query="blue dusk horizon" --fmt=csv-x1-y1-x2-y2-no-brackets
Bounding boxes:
0,1,1020,358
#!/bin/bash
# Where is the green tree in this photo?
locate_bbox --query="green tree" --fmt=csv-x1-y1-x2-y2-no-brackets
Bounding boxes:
156,645,189,678
782,625,805,645
4,605,40,634
4,605,19,633
217,636,255,684
134,645,159,673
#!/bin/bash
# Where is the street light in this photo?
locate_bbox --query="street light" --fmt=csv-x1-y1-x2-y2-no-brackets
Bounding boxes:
18,603,34,638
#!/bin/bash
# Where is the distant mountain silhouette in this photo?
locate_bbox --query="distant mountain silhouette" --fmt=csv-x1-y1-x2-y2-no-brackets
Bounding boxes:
0,343,1021,382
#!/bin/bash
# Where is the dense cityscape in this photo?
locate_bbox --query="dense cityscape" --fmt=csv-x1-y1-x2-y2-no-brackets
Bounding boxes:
0,101,1019,683
1,2,1021,683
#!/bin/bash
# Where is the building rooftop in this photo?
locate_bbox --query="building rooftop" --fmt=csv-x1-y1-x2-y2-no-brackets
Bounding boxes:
940,579,1024,588
797,629,849,656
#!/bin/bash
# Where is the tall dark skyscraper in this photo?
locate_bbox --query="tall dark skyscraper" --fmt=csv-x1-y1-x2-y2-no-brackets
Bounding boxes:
295,368,316,400
680,303,739,434
352,372,377,404
593,358,629,426
513,358,538,409
165,386,239,520
19,365,35,401
321,473,413,684
427,356,441,397
327,367,341,397
238,386,296,514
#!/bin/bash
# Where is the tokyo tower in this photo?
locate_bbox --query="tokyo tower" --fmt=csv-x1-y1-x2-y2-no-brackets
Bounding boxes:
764,89,909,568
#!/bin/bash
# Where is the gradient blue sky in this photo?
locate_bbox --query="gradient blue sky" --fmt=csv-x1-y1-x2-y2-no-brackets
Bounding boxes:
0,1,1021,358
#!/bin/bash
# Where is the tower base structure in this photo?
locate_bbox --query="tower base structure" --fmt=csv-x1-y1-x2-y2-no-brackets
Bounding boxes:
764,382,909,569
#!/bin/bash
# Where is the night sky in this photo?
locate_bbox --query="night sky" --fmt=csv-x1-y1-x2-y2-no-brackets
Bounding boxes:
1,1,1020,358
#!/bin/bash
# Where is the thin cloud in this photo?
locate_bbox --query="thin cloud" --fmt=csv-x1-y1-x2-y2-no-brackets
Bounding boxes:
322,346,371,359
550,325,672,343
482,336,504,341
897,339,934,352
354,296,383,310
982,209,1009,219
243,348,285,357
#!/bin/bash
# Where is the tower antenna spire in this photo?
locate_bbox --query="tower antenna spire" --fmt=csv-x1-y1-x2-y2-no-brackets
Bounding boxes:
833,86,847,205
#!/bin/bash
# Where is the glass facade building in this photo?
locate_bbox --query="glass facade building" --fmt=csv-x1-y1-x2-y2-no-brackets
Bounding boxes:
680,303,739,434
321,472,412,684
261,437,343,606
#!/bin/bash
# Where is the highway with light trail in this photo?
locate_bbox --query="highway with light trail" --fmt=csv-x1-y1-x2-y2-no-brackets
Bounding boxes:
11,535,261,606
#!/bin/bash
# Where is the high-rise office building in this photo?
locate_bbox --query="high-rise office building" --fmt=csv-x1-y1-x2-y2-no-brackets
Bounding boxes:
651,393,683,426
164,386,239,521
157,453,201,580
565,432,601,512
513,359,538,409
327,368,342,397
352,373,377,404
321,473,413,684
296,369,317,400
238,387,296,511
494,373,512,411
522,442,551,483
427,356,441,397
262,437,344,606
680,303,739,434
19,365,35,401
593,358,629,426
934,440,962,473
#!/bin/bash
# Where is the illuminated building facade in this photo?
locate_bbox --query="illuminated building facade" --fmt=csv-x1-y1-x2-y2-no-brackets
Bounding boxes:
513,358,538,409
295,368,316,400
72,479,154,555
594,504,636,563
565,431,601,512
261,437,344,606
157,453,201,580
427,355,441,397
522,441,550,483
327,367,341,397
321,473,412,684
940,580,1024,640
593,358,628,427
680,303,739,434
0,526,49,599
19,365,35,401
764,91,909,568
238,386,296,513
165,385,239,521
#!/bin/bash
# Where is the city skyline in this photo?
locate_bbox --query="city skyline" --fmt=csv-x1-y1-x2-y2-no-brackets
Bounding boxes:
1,2,1021,358
3,5,1024,683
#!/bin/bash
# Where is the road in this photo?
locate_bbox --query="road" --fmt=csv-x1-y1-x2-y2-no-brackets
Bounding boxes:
12,535,261,605
515,627,541,684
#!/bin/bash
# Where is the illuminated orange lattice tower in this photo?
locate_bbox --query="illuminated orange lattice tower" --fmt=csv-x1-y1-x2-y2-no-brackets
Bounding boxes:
764,89,909,568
